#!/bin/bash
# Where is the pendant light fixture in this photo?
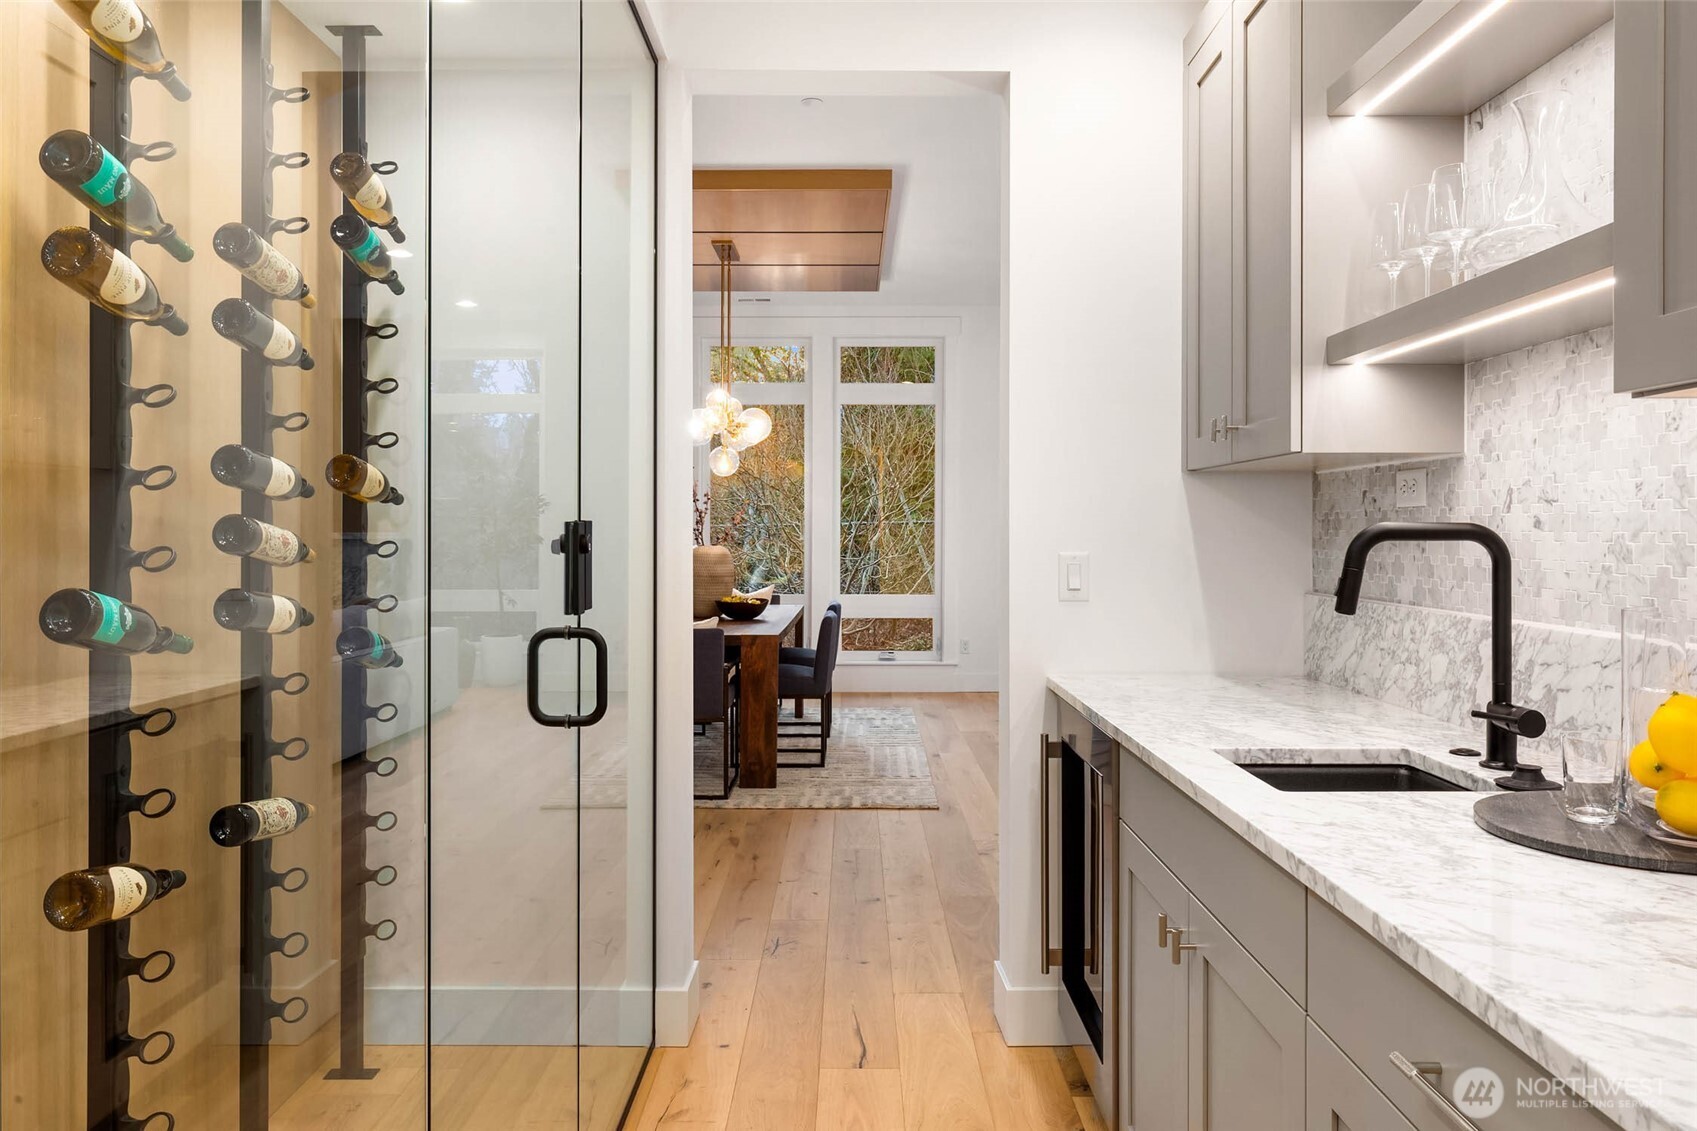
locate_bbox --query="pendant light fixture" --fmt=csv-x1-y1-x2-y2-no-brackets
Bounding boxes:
689,239,772,476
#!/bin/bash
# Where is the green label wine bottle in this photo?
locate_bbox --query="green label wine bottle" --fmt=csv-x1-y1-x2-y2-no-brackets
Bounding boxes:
329,213,404,295
52,0,191,100
213,223,314,307
208,798,314,847
41,226,188,334
43,865,186,931
325,452,404,505
210,298,314,369
337,625,403,670
39,130,193,261
39,587,193,655
213,589,313,634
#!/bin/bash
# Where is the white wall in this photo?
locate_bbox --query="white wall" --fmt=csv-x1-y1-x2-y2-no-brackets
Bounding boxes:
648,0,1312,1045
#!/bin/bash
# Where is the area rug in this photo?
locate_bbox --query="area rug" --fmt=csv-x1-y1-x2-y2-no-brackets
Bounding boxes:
695,705,937,809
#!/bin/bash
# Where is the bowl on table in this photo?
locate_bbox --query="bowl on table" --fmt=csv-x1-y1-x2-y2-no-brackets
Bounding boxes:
715,595,769,621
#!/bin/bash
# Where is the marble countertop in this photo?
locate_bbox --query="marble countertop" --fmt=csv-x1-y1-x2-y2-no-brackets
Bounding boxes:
1048,673,1697,1131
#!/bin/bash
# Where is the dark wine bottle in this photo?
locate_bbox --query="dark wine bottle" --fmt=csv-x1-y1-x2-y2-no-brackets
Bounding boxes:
208,797,314,847
210,298,314,369
52,0,191,101
211,444,314,499
337,626,402,670
213,223,314,308
43,865,186,932
213,589,313,634
325,453,404,505
212,515,314,566
39,588,193,655
39,130,193,262
329,152,405,241
41,226,187,334
329,213,404,295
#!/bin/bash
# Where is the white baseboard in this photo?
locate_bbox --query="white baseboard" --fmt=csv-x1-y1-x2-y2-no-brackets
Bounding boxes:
655,960,700,1047
832,665,997,693
992,961,1088,1046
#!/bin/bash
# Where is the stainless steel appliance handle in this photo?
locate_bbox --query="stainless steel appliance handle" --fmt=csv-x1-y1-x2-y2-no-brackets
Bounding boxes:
1389,1053,1482,1131
1039,735,1062,973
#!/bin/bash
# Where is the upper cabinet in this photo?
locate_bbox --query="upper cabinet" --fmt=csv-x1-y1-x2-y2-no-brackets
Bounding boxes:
1615,1,1697,395
1183,8,1235,469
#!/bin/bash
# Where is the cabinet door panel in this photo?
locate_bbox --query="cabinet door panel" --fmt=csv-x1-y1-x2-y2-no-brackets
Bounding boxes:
1185,900,1304,1131
1307,1020,1416,1131
1184,11,1235,469
1232,0,1300,460
1119,824,1189,1131
1617,0,1697,394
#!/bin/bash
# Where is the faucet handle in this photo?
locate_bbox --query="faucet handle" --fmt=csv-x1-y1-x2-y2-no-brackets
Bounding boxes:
1471,702,1547,739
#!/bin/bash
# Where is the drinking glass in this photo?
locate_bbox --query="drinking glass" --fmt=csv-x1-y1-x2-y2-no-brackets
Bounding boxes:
1560,734,1620,826
1369,202,1405,311
1400,182,1440,298
1428,163,1475,288
1461,175,1498,280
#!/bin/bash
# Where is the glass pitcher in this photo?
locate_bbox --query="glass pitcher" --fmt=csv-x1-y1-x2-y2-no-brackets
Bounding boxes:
1618,607,1697,846
1469,90,1597,273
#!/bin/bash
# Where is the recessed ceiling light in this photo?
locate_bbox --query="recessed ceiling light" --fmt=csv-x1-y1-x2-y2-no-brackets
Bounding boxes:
455,299,478,309
389,248,414,259
801,97,823,108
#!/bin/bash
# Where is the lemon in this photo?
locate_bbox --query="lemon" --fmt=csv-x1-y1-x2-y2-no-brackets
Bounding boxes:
1630,740,1684,789
1655,779,1697,836
1647,693,1697,775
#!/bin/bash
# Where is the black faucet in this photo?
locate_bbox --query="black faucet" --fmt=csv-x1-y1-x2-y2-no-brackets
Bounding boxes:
1334,522,1554,788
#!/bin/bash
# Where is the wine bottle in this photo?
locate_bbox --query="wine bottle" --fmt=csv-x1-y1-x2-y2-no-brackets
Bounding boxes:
328,213,404,295
41,226,187,334
52,0,191,101
210,298,314,369
213,589,313,634
208,797,314,847
43,864,186,932
337,626,402,670
329,152,406,241
39,131,193,262
212,515,314,566
211,444,314,499
213,223,315,308
39,588,193,655
325,453,404,505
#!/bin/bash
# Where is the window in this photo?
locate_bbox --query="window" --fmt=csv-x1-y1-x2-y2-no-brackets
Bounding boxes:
709,402,806,592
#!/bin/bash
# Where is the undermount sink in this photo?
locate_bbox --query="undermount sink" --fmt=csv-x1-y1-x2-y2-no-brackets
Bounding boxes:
1239,763,1470,793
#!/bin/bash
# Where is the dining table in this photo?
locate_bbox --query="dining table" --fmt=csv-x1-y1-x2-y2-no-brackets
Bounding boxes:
715,601,804,788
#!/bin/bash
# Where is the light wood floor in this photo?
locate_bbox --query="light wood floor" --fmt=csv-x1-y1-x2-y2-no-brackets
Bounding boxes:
624,692,1108,1131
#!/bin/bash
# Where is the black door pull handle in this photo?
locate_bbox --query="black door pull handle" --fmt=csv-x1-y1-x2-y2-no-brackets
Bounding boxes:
526,626,609,728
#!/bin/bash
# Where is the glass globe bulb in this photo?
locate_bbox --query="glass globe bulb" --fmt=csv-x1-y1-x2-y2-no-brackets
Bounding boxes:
734,406,773,447
705,402,731,433
705,386,731,409
725,396,744,419
708,444,741,477
686,409,714,444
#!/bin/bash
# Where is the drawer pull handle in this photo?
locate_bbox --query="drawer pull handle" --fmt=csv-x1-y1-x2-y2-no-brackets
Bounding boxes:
1039,735,1063,974
1167,926,1199,966
1157,912,1170,948
1389,1052,1483,1131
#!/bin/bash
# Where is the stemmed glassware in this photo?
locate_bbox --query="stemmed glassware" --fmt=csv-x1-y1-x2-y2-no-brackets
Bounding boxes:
1400,182,1440,298
1427,163,1477,288
1369,202,1405,311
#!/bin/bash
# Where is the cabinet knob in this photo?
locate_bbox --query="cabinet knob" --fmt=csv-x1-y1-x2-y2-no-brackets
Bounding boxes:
1167,926,1200,965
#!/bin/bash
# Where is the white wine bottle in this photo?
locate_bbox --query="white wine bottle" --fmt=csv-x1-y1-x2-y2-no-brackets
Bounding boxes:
211,298,314,369
329,213,403,295
212,515,314,565
211,444,314,499
213,589,313,634
329,152,405,241
41,226,187,334
337,626,402,670
52,0,191,101
208,797,314,847
213,223,314,308
44,864,186,932
39,130,193,261
325,453,403,505
39,587,193,655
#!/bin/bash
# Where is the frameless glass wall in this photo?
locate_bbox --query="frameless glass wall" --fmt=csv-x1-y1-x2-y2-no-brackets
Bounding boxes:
0,0,655,1126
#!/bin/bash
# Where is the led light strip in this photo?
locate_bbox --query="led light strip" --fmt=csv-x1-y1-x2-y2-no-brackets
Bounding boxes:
1356,0,1512,116
1355,274,1615,364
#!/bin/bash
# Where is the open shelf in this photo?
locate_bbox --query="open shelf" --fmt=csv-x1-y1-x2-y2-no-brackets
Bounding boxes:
1326,224,1613,365
1327,0,1612,117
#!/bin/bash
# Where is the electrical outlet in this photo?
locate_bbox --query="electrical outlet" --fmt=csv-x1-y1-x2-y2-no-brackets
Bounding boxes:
959,638,970,655
1396,468,1428,509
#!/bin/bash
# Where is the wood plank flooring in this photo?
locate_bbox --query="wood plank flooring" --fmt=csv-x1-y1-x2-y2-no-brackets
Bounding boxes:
628,692,1104,1131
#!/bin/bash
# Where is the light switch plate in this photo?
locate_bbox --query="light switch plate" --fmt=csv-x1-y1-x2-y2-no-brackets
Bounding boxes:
1058,552,1089,602
1396,468,1428,509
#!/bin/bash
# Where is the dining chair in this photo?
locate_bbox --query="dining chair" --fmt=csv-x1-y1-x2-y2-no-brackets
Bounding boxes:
777,608,840,767
783,601,841,717
693,627,739,800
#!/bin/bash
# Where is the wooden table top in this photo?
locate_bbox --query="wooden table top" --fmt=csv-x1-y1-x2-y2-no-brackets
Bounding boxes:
707,602,804,639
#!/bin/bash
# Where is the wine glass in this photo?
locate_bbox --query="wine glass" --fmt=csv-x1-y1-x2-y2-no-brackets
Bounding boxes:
1428,163,1476,288
1461,175,1499,280
1400,182,1440,298
1369,202,1405,311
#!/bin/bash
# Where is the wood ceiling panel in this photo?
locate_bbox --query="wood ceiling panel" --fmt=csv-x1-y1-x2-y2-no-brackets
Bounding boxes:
692,232,885,267
693,169,892,291
691,265,883,293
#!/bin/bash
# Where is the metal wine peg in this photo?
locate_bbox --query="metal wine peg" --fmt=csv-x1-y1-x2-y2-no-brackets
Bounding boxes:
363,864,399,887
118,137,177,163
367,919,399,942
352,593,400,613
368,810,399,833
120,948,176,985
366,540,400,559
364,322,399,341
272,736,310,762
269,410,310,433
270,215,310,237
371,159,399,174
126,464,177,491
365,431,400,450
268,996,309,1025
267,150,310,171
115,1028,175,1066
366,702,399,723
268,867,310,894
126,545,178,573
114,1110,174,1131
365,377,399,396
267,931,310,959
267,671,311,696
125,382,177,409
130,706,178,737
267,83,311,104
117,785,176,820
363,756,399,778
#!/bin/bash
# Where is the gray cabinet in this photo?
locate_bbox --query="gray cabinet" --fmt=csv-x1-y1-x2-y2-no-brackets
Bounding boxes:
1118,823,1189,1131
1616,0,1697,395
1184,5,1236,469
1307,1020,1417,1131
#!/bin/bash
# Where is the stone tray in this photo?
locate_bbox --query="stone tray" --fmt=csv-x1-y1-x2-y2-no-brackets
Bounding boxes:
1474,790,1697,874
